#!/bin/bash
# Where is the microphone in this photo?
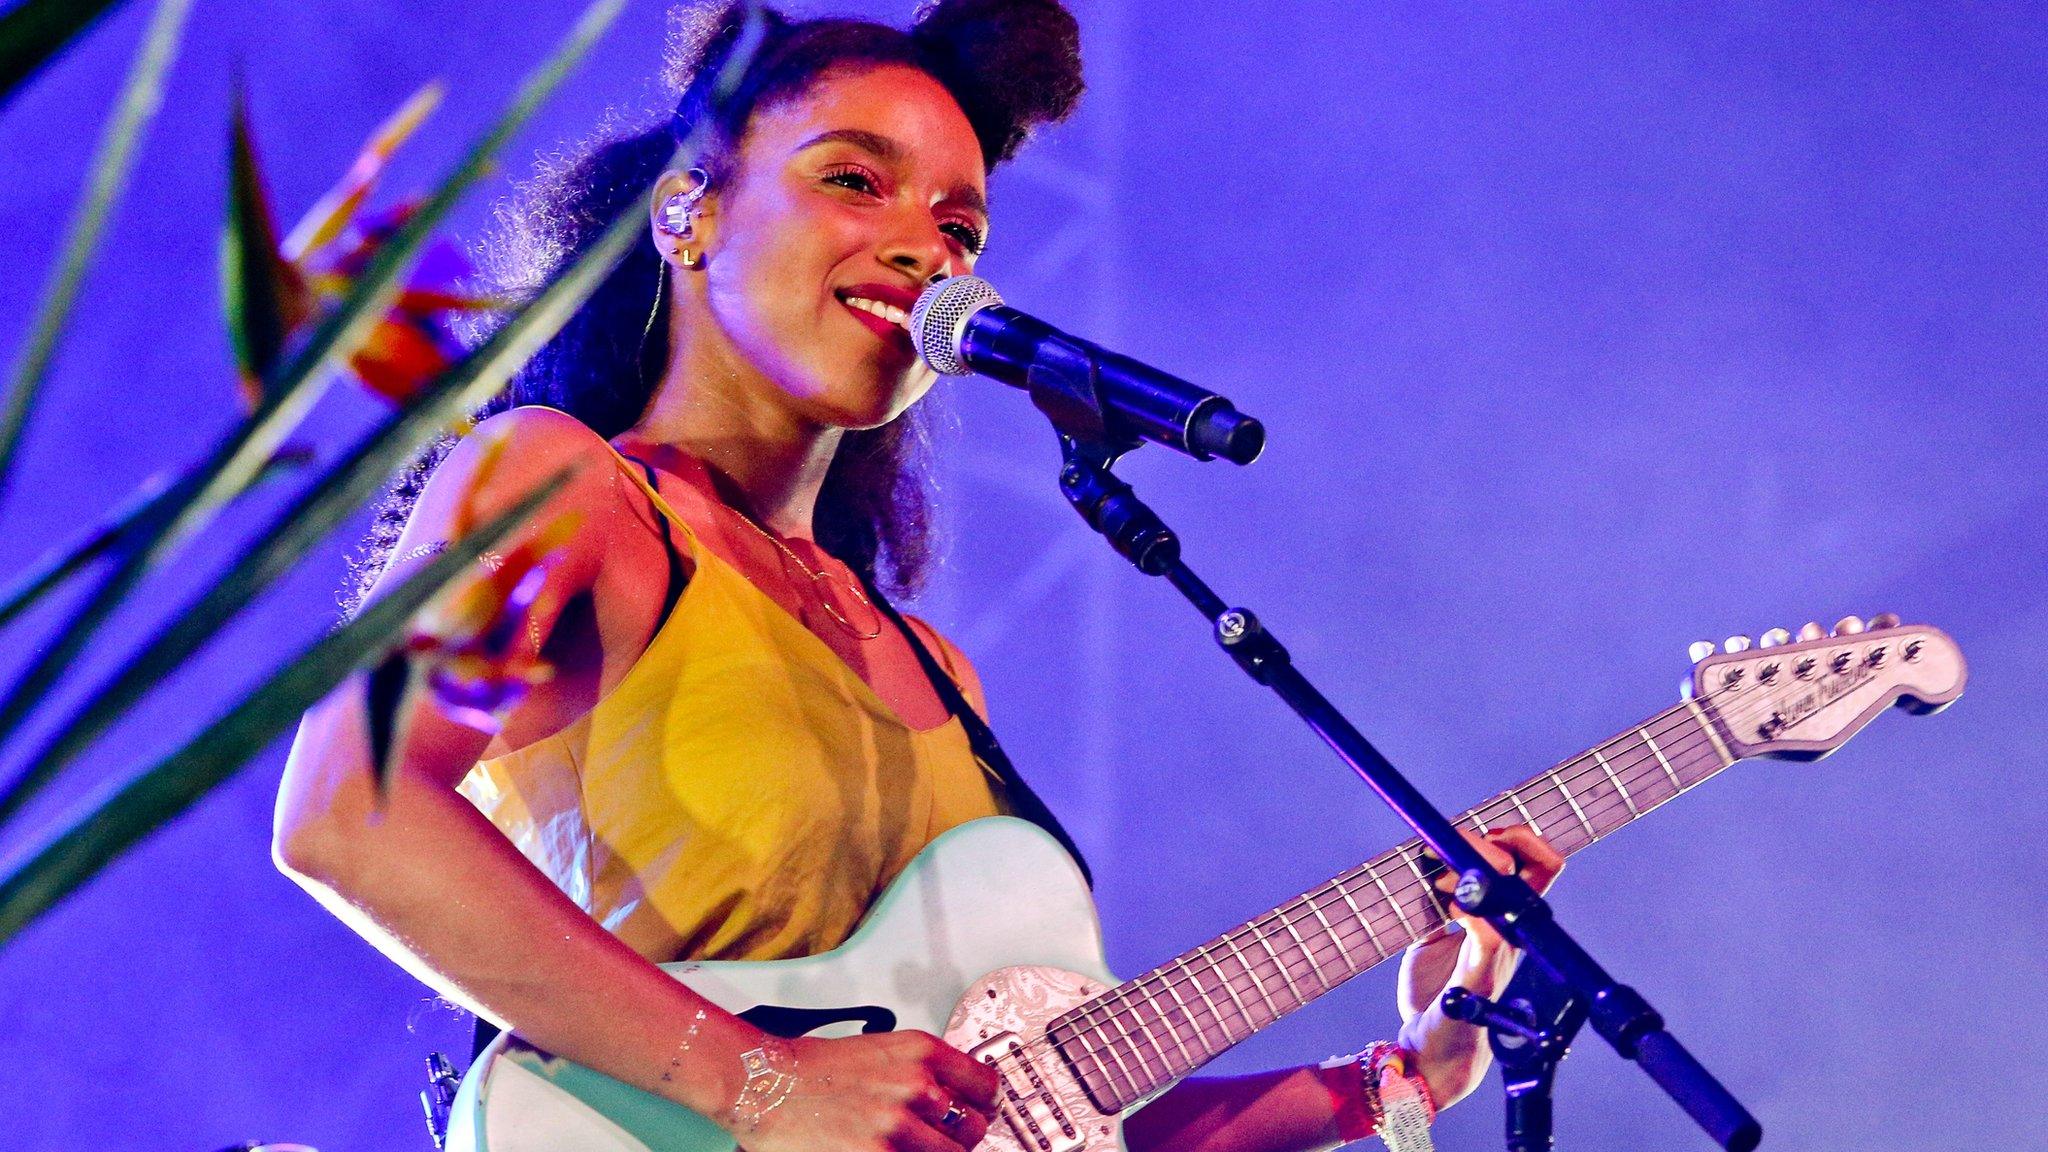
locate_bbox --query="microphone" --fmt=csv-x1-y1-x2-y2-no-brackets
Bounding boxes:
910,275,1265,464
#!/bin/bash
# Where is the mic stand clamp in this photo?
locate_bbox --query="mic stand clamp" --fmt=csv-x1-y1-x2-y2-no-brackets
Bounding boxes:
1442,951,1587,1152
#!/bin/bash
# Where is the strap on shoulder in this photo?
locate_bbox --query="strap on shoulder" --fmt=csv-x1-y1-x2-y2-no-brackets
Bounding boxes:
602,442,701,550
865,582,1094,889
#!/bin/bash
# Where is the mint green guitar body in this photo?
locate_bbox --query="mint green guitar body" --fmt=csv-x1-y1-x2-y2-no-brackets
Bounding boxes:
446,816,1125,1152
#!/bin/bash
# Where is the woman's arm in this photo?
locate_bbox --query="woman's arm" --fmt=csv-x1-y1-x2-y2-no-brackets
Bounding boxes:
273,408,762,1118
1121,827,1566,1152
276,410,1001,1151
1123,1067,1348,1152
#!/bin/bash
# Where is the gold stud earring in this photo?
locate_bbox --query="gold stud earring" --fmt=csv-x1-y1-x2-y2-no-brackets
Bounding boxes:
678,247,699,268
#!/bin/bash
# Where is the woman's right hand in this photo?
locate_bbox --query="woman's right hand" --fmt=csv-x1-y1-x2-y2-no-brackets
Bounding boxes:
738,1030,1002,1151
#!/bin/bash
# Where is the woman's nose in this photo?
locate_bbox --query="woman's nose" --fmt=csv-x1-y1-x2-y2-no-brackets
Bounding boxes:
879,211,953,282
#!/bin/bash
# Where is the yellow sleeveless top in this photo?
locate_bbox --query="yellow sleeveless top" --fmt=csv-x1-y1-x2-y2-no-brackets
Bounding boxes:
457,450,1009,964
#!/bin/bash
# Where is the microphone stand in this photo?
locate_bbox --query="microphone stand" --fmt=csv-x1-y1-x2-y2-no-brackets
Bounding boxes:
1048,429,1761,1152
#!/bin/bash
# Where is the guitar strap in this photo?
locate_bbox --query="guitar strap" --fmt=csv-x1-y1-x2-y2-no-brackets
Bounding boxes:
864,581,1094,890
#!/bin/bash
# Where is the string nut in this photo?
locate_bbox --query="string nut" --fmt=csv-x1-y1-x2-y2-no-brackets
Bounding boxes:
1688,640,1716,663
1723,635,1753,654
1833,615,1866,636
1758,627,1791,648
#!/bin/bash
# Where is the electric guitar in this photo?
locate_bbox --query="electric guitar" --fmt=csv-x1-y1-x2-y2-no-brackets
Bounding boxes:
446,616,1965,1151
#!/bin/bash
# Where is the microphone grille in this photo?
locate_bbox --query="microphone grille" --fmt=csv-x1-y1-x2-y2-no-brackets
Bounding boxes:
910,275,1003,376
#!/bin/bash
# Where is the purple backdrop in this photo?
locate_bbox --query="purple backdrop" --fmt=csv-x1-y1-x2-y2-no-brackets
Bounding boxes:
2,2,2043,1149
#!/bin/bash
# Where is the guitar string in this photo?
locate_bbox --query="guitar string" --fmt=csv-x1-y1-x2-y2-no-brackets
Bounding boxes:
992,707,1701,1101
985,751,1673,1111
1008,654,1897,1102
992,640,1921,1102
1029,727,1693,1101
1064,652,1841,1051
1052,709,1757,1094
1028,735,1707,1107
1051,700,1713,1040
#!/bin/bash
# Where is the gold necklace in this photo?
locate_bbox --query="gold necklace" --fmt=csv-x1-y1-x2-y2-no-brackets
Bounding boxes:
728,508,884,641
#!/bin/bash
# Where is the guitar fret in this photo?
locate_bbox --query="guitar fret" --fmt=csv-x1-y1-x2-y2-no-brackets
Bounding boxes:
1595,749,1640,817
1176,955,1232,1051
1250,921,1304,1002
1126,986,1181,1082
1684,699,1736,767
1094,999,1152,1096
1068,1017,1126,1106
1198,942,1258,1042
1336,879,1386,958
1508,790,1544,836
1305,888,1356,971
1368,864,1418,939
1642,729,1682,790
1551,765,1596,841
1158,961,1214,1061
1273,909,1324,995
1223,934,1282,1022
1468,807,1493,833
1399,850,1446,923
1140,975,1199,1071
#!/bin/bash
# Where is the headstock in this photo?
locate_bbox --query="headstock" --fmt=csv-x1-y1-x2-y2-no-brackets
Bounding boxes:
1683,614,1965,760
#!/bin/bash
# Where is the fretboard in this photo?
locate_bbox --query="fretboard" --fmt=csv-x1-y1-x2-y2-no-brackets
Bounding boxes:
1049,699,1738,1113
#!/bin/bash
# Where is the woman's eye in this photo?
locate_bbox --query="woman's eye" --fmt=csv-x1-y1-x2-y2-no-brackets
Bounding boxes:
941,221,986,255
823,167,879,195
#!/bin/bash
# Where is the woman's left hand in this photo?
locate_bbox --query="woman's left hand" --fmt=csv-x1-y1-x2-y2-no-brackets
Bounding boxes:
1394,825,1565,1109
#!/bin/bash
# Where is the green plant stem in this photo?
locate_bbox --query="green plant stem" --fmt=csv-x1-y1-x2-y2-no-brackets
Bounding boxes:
0,0,133,102
0,445,308,634
0,165,652,832
0,0,195,496
0,0,768,831
0,465,572,948
0,0,622,765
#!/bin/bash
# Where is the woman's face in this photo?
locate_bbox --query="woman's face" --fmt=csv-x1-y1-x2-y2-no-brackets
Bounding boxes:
690,63,989,429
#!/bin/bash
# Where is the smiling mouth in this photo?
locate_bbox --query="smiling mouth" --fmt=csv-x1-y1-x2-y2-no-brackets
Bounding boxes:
837,291,912,332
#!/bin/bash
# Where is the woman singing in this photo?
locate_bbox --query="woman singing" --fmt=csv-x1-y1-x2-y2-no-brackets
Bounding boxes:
274,3,1563,1149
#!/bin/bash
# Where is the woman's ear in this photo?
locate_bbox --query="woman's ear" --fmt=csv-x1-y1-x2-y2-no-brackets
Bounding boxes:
648,167,716,270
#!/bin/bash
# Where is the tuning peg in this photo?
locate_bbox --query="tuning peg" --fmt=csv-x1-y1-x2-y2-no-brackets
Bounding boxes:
1758,627,1792,648
1833,615,1866,636
1870,612,1901,630
1797,621,1826,641
1688,640,1716,663
1723,635,1753,654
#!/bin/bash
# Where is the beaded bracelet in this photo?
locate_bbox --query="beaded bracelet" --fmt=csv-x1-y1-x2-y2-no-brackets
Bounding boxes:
1319,1041,1437,1150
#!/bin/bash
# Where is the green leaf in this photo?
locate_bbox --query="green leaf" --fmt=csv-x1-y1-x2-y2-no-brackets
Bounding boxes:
0,464,573,949
282,80,445,262
0,444,308,635
361,648,414,794
0,0,778,828
0,141,652,831
175,0,625,545
221,79,304,406
0,0,132,103
0,0,623,768
0,0,195,492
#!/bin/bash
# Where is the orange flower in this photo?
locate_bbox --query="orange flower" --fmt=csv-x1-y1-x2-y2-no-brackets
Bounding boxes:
405,428,582,733
228,82,506,412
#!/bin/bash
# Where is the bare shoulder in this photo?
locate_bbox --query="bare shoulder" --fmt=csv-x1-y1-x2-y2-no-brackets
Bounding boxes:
904,614,989,721
383,406,638,593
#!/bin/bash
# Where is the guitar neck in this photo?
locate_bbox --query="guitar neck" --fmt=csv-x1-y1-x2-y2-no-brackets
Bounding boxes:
1050,699,1740,1112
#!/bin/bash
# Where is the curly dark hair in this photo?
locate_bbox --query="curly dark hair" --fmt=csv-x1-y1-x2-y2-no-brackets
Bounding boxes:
344,0,1083,614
